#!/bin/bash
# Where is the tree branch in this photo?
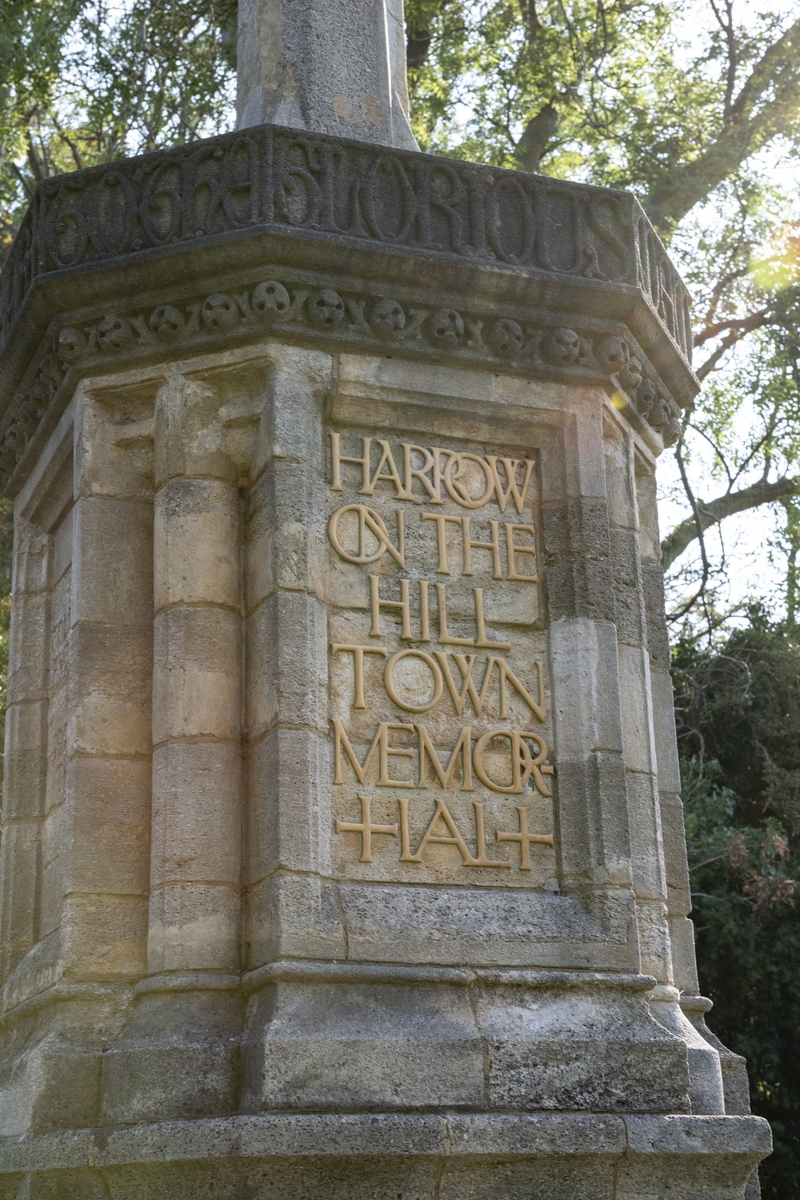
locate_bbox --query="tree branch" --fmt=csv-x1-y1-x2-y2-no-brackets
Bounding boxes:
668,440,712,624
515,103,559,172
695,308,769,347
708,0,737,118
662,475,800,569
644,15,800,234
406,0,451,70
700,265,748,332
695,305,771,380
518,0,541,39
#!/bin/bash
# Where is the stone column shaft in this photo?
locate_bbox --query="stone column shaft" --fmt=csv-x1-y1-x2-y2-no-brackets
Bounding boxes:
148,373,243,976
244,348,337,971
236,0,417,149
0,521,49,983
603,419,672,984
543,404,634,903
635,461,697,990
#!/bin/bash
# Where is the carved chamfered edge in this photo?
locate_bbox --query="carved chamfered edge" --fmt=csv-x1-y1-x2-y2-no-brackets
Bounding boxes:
0,122,699,495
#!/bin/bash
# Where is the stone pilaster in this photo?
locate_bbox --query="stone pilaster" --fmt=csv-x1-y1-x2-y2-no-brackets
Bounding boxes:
149,369,243,977
0,519,50,986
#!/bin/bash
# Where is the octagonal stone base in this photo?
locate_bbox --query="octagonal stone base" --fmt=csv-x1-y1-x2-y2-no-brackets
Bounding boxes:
0,1112,770,1200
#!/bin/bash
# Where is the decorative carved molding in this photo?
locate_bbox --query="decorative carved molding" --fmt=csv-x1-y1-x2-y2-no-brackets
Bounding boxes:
0,124,693,365
0,276,681,486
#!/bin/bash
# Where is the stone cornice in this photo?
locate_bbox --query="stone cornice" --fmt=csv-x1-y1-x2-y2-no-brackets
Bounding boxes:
0,123,699,495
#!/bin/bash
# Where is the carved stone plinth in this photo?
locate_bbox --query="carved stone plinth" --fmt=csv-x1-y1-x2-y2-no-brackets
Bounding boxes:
0,124,769,1198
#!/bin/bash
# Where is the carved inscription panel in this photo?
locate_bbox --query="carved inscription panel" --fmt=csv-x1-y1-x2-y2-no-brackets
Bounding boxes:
327,430,557,888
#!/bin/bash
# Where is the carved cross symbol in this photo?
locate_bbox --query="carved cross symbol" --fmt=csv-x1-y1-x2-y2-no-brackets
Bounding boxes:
496,806,554,870
336,795,398,863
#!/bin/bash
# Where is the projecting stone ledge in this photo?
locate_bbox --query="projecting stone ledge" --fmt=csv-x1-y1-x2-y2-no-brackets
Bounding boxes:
0,121,696,497
0,1112,771,1199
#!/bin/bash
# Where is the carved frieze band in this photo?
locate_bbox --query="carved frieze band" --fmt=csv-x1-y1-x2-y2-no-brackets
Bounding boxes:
0,125,692,362
0,277,682,486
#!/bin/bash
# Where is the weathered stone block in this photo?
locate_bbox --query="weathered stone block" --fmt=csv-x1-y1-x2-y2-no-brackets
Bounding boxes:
246,460,326,609
0,821,39,948
618,1114,770,1199
670,915,701,995
246,727,328,880
440,1156,617,1200
67,624,152,757
544,553,617,623
38,807,67,940
109,1156,438,1200
250,348,330,482
102,991,242,1124
7,593,48,706
20,1048,102,1137
154,374,242,485
609,527,646,644
2,702,48,821
541,497,612,557
549,752,632,889
148,883,241,974
337,883,633,970
152,606,239,744
543,407,609,503
12,528,50,596
634,898,673,984
660,792,692,915
14,1167,110,1198
72,497,153,626
245,874,347,968
634,461,662,562
243,981,484,1111
0,1112,771,1198
549,618,625,755
246,590,328,736
641,561,672,670
63,756,150,895
151,742,241,887
618,642,657,773
478,981,689,1112
61,894,147,981
154,478,239,610
603,425,637,530
625,771,667,900
75,382,156,501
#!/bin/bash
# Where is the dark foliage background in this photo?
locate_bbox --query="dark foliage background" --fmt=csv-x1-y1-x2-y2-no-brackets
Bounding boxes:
675,615,800,1196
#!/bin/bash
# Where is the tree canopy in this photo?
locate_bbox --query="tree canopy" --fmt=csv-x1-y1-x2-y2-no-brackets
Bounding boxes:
674,611,800,1197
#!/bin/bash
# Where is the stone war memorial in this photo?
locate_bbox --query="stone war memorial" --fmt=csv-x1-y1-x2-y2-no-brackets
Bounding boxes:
0,0,772,1196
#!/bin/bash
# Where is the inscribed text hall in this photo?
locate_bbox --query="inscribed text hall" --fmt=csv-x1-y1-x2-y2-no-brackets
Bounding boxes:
327,431,556,885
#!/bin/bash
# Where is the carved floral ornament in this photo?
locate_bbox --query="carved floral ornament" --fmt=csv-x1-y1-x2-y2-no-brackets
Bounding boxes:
0,278,682,486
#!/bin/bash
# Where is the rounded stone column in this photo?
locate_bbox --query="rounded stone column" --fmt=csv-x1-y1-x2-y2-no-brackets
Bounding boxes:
148,370,243,977
100,368,246,1125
